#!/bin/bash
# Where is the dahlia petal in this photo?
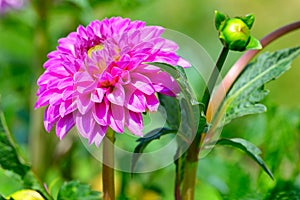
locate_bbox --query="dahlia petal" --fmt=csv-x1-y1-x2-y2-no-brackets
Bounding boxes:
44,105,60,132
77,25,88,39
139,26,164,41
120,70,130,84
77,94,93,114
110,17,131,35
109,104,125,133
37,71,58,85
146,70,180,96
88,124,106,146
62,87,74,100
57,78,73,90
125,110,143,136
59,100,76,117
35,89,58,108
91,88,105,103
74,71,97,94
130,73,155,95
107,83,125,106
145,94,159,112
49,93,64,106
124,85,146,112
154,38,178,51
177,57,191,68
76,111,95,138
56,114,75,140
93,100,109,126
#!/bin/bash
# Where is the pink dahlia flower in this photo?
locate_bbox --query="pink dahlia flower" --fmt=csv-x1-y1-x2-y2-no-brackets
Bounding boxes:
0,0,24,14
35,17,190,146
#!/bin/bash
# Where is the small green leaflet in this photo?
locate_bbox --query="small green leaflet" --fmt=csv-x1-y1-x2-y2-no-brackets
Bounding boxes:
57,180,101,200
0,102,30,177
215,138,274,179
221,47,300,126
131,128,175,172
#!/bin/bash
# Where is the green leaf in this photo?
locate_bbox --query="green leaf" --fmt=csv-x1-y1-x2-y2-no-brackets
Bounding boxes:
222,47,300,126
158,94,180,130
215,138,274,179
0,102,30,177
131,128,175,172
57,181,101,200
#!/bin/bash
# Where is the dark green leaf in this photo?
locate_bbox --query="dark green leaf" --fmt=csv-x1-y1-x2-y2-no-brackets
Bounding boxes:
215,138,274,179
131,128,175,172
222,47,300,125
158,94,180,130
57,180,101,200
0,102,30,177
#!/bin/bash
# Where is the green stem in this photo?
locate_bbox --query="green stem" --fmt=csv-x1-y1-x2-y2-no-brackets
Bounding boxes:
181,162,198,200
103,128,115,200
174,147,184,200
180,47,229,200
202,47,229,112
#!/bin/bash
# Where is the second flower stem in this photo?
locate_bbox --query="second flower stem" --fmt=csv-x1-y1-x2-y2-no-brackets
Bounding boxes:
181,47,229,200
202,47,229,112
103,128,115,200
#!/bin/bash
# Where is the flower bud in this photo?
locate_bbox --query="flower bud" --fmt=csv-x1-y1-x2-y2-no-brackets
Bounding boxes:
215,11,262,51
220,18,250,51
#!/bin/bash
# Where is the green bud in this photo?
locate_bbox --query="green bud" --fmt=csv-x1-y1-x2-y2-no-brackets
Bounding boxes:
215,11,262,51
220,18,251,51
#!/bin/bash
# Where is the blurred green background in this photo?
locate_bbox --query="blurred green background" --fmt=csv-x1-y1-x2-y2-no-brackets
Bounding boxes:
0,0,300,199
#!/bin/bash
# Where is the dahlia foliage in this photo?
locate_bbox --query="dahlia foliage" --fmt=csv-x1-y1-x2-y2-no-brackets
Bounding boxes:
35,17,190,145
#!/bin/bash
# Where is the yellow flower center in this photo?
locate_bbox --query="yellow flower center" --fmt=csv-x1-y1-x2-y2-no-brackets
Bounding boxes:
88,44,104,58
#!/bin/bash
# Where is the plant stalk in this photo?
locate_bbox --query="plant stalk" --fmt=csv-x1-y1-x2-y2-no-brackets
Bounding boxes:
103,128,115,200
202,47,229,112
181,47,229,199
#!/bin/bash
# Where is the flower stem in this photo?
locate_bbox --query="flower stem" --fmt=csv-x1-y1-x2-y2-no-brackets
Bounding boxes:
103,128,115,200
202,47,229,112
206,21,300,122
181,47,229,200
